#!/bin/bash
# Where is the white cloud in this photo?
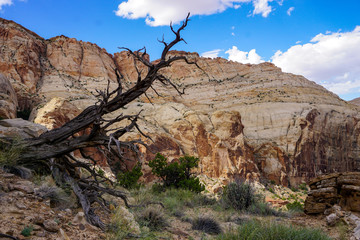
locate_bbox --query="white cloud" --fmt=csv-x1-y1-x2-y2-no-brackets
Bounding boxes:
252,0,273,17
201,49,222,58
287,7,294,16
272,26,360,96
276,0,284,6
115,0,279,26
0,0,12,10
226,46,264,64
322,79,360,95
231,32,235,36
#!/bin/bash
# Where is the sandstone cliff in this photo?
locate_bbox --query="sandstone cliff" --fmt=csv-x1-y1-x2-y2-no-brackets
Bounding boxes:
1,17,359,186
0,74,17,119
350,97,360,106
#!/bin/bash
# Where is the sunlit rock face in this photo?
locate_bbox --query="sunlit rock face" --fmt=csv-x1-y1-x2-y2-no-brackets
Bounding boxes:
0,74,18,119
0,18,45,112
1,18,360,186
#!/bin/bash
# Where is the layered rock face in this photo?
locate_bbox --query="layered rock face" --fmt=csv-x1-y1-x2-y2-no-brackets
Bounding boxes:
1,17,360,186
0,74,18,119
0,18,45,111
305,172,360,214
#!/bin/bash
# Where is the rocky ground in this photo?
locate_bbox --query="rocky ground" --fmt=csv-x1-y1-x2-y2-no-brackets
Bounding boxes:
1,168,358,240
0,170,105,240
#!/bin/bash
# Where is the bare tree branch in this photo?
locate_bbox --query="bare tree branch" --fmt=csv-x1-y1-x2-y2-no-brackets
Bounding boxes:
4,13,196,230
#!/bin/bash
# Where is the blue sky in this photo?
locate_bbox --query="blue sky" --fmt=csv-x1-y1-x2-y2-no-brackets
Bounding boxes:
1,0,360,100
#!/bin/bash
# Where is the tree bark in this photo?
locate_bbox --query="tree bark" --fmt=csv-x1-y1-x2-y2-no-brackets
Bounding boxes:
3,14,196,230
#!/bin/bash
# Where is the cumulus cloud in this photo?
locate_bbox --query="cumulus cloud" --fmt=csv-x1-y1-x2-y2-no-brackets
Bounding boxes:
201,49,222,58
252,0,273,17
226,46,264,64
287,7,294,16
272,26,360,96
0,0,12,10
115,0,278,26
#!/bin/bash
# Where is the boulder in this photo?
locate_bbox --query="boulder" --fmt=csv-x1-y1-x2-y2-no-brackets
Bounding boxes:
112,206,141,236
0,118,47,138
43,219,60,232
305,172,360,214
326,213,339,226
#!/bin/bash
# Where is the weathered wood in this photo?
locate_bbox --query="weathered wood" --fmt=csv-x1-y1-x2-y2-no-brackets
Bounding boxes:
2,14,194,230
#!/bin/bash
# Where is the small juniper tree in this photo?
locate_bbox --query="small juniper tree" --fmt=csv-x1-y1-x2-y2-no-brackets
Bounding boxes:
149,153,205,193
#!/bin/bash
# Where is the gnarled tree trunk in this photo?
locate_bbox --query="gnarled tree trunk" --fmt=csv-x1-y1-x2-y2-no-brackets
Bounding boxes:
2,14,196,230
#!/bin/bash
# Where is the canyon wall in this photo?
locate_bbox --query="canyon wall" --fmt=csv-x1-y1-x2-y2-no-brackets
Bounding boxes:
1,18,359,186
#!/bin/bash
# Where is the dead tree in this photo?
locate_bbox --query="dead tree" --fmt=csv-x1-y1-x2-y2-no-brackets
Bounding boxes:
2,14,196,230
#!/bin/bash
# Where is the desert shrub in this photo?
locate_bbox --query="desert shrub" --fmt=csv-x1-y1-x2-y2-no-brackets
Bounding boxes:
151,183,165,193
0,138,22,167
21,225,33,237
221,180,258,211
161,188,197,212
117,163,143,189
0,139,33,178
299,183,308,194
192,193,217,206
148,153,204,193
137,206,167,231
178,177,205,192
286,200,304,212
173,209,185,218
298,183,307,191
34,180,76,209
216,220,331,240
192,216,222,235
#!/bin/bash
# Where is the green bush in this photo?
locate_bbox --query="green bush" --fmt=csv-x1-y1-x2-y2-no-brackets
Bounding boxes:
21,225,33,237
192,216,222,235
117,163,143,189
286,201,304,212
216,220,331,240
221,180,257,211
148,153,204,193
299,183,307,191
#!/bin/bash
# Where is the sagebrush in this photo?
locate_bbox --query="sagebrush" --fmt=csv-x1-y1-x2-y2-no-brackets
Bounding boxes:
221,180,258,211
